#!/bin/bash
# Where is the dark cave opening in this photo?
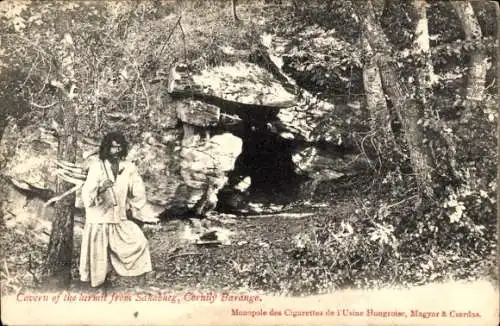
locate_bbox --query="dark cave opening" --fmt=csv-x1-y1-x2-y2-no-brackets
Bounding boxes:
216,118,308,212
237,124,303,194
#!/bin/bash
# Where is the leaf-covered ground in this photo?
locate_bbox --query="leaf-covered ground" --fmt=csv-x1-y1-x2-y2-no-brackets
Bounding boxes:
74,174,495,296
1,173,496,297
0,0,497,298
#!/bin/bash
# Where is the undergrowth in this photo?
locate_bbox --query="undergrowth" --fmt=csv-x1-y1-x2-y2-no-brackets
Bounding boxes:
246,172,497,296
0,224,46,295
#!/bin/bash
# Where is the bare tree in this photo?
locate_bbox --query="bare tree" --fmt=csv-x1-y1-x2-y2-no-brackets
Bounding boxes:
42,34,79,289
362,36,394,143
43,96,78,289
412,0,438,95
360,0,394,144
450,1,488,118
354,0,434,197
232,0,240,22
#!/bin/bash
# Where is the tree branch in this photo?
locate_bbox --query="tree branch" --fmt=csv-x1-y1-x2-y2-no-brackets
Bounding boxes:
158,15,182,57
44,184,81,207
30,101,59,109
232,0,240,22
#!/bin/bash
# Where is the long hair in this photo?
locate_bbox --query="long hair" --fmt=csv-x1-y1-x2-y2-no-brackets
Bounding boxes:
99,131,129,160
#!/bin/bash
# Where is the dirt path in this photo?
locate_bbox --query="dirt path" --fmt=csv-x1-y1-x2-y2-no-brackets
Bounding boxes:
111,200,352,293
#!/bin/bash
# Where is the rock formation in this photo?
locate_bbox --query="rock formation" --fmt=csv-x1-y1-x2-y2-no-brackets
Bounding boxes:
0,37,369,223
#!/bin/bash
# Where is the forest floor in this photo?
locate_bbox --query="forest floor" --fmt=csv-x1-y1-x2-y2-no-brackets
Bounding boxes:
0,0,497,300
110,202,349,294
57,174,495,297
0,174,496,297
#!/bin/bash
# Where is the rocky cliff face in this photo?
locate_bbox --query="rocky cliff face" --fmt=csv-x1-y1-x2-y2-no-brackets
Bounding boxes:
0,42,368,226
167,54,367,213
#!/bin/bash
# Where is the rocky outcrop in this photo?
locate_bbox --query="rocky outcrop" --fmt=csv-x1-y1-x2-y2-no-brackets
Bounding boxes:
175,125,242,216
168,52,367,206
275,99,335,142
1,34,370,222
175,100,220,127
127,130,183,210
0,119,183,225
0,123,59,193
168,61,337,143
168,62,298,108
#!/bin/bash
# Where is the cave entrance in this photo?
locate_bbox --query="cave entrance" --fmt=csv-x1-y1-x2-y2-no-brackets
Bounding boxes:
235,123,302,195
216,114,308,212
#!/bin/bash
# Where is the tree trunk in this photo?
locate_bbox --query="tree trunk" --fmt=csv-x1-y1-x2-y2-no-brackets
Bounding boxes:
232,0,240,22
412,0,438,93
0,119,16,227
451,1,487,116
354,0,434,197
372,0,385,19
379,61,434,197
413,0,461,184
0,114,10,143
0,175,6,227
43,101,78,289
362,36,394,143
359,0,394,144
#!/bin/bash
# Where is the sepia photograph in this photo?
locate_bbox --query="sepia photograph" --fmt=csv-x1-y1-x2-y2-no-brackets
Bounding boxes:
0,0,498,325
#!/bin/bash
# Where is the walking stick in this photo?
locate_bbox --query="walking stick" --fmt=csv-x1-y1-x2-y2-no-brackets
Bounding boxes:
101,160,118,206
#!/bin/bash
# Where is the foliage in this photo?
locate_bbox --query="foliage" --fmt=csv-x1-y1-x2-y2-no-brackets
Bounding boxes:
0,0,497,294
259,181,496,295
255,0,497,293
0,222,46,295
0,0,265,141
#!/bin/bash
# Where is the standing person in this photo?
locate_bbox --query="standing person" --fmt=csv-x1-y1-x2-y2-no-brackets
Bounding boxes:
79,131,153,288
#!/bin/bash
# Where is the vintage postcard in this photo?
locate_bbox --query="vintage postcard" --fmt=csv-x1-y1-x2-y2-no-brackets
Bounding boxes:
0,0,498,325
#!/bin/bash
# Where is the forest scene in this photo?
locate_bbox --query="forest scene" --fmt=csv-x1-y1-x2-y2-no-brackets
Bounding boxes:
0,0,498,301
